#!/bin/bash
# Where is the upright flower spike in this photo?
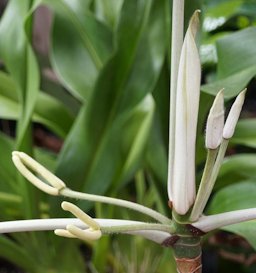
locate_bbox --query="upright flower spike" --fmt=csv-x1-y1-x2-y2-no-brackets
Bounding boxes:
205,89,224,150
223,89,246,139
170,11,201,215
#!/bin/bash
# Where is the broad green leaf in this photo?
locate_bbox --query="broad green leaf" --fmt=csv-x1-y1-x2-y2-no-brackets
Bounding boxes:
46,0,113,101
207,181,256,249
231,119,256,148
0,72,74,138
201,64,256,98
208,181,256,213
94,0,124,28
55,0,166,200
222,221,256,250
216,154,256,189
201,27,256,98
217,27,256,78
202,1,243,32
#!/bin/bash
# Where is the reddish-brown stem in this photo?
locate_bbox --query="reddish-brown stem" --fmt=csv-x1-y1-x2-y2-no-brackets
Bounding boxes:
175,254,202,273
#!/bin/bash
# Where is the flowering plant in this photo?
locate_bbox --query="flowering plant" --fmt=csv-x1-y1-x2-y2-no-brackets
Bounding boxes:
0,1,253,272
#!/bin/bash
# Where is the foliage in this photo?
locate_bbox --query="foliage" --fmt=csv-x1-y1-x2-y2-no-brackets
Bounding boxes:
0,0,256,272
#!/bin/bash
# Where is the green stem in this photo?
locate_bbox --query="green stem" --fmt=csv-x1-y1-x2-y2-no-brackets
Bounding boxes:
60,188,171,224
190,148,218,221
190,139,229,221
172,219,202,273
167,0,185,199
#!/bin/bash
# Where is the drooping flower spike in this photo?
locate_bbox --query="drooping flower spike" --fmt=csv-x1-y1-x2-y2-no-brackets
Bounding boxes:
55,201,102,241
12,151,170,224
12,151,66,195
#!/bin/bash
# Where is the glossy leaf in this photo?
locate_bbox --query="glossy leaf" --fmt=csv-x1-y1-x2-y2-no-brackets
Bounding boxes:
55,0,166,201
94,0,124,28
202,1,243,32
231,119,256,148
216,154,256,189
201,27,256,98
0,0,40,219
46,0,113,101
0,72,74,138
207,181,256,249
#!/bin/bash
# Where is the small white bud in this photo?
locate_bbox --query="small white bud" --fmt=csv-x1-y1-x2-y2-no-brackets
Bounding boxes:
205,89,224,149
223,89,246,139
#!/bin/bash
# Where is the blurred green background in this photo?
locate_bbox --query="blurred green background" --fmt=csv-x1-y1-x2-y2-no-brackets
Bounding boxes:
0,0,256,272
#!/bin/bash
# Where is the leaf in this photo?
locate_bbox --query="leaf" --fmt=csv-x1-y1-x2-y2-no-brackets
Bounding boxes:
222,221,256,250
207,181,256,250
216,154,256,189
55,0,166,199
202,1,243,32
208,181,256,214
94,0,124,28
0,0,40,218
201,27,256,98
0,72,74,138
231,119,256,148
0,235,37,273
47,0,113,101
0,0,41,149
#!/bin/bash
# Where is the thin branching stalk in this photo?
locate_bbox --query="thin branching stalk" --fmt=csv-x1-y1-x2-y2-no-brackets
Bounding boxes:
60,188,171,224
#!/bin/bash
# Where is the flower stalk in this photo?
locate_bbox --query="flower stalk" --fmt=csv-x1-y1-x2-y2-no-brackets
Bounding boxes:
0,1,251,272
12,151,170,224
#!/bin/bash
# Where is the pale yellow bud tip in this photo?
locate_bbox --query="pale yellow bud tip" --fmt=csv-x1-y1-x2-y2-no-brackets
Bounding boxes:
61,201,100,230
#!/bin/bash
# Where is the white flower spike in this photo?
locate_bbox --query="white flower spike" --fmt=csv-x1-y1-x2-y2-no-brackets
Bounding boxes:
205,89,224,149
55,201,102,242
12,151,66,195
170,10,201,215
223,89,246,139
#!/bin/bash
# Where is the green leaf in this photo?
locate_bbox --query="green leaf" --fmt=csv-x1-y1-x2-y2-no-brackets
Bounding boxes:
55,0,166,199
0,72,74,138
208,181,256,214
222,221,256,250
47,0,113,101
207,181,256,250
201,27,256,98
231,119,256,148
0,0,40,218
202,1,243,32
94,0,124,28
0,133,17,193
216,154,256,189
0,235,37,273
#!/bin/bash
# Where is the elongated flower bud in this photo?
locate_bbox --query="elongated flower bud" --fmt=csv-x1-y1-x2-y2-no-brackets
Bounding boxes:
205,89,224,149
171,10,201,215
223,89,246,139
